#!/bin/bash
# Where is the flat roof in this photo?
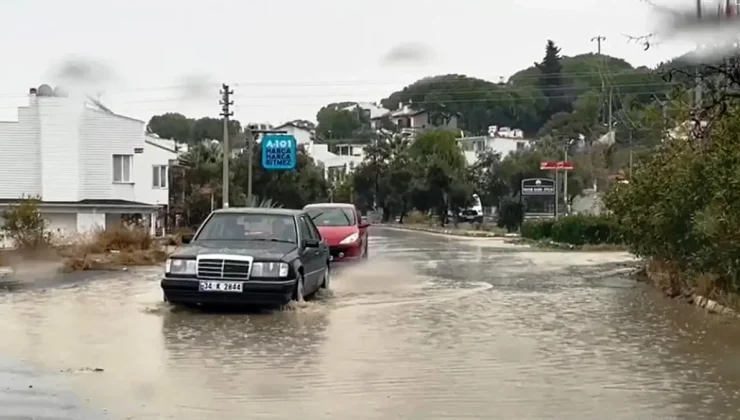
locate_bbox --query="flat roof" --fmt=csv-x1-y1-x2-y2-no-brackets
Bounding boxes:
212,207,303,216
303,203,355,208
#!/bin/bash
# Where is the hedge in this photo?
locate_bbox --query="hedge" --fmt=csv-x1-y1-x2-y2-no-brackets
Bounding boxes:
521,214,624,246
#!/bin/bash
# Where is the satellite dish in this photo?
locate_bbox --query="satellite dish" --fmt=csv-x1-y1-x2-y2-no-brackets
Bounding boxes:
53,86,68,97
37,84,53,96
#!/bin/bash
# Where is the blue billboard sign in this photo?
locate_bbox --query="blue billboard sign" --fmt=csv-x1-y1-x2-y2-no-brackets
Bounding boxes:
261,134,297,171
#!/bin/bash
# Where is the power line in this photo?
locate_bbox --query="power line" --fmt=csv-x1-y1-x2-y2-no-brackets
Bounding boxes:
0,80,680,111
0,68,681,99
0,89,680,120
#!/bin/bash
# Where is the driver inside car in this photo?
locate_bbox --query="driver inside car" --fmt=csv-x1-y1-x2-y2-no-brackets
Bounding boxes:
271,218,296,242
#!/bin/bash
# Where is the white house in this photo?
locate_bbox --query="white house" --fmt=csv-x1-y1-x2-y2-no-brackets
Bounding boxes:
333,143,364,158
457,126,535,165
0,86,176,241
342,102,389,120
372,103,459,136
272,121,314,146
305,142,362,179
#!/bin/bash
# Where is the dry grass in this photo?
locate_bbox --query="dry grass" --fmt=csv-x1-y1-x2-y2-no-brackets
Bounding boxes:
506,237,628,252
403,211,432,225
471,224,507,235
644,259,740,310
59,226,169,273
580,243,630,252
645,260,685,298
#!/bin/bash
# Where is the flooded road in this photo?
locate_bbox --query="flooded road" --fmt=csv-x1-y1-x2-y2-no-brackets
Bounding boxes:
2,227,740,419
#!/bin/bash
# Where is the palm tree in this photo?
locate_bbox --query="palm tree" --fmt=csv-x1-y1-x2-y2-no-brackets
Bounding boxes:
244,195,282,208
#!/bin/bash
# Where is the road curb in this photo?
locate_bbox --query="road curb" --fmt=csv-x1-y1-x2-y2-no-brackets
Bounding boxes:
373,224,517,238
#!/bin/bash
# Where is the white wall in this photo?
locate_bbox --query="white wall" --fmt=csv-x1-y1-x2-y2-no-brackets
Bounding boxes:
275,125,312,146
0,105,41,199
134,139,175,206
39,98,85,201
459,135,533,165
485,137,530,157
76,212,105,234
45,213,77,238
79,109,145,201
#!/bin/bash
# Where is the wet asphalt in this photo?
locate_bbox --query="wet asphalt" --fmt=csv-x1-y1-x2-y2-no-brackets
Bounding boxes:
2,227,740,419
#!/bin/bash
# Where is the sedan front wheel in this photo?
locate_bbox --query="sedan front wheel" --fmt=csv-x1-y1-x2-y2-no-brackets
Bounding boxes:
292,274,305,302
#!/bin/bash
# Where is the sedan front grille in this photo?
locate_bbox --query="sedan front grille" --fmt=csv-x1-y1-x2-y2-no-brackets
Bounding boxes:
197,257,251,280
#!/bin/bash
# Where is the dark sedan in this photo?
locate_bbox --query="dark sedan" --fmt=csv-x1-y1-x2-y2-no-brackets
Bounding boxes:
161,208,331,307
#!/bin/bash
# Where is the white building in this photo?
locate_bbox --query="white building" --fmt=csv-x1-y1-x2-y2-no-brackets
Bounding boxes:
272,121,314,146
342,102,389,120
372,103,459,136
0,86,176,241
305,142,362,179
457,126,534,165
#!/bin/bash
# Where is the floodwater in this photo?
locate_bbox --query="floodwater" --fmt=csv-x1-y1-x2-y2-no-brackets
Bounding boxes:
2,228,740,419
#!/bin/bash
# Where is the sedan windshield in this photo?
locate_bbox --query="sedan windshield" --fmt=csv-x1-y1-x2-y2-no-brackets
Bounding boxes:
195,213,297,243
306,207,355,227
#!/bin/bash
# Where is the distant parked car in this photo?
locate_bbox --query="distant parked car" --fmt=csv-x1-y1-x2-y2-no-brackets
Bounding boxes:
161,208,330,307
452,193,484,223
303,203,370,262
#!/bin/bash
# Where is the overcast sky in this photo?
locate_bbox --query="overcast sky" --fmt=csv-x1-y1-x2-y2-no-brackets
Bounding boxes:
0,0,694,126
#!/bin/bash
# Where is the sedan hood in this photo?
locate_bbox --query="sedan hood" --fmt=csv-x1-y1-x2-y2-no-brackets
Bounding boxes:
173,240,297,260
316,226,358,245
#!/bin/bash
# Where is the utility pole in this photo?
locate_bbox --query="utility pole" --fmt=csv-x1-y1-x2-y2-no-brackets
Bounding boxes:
563,139,574,214
220,84,233,208
695,0,703,109
590,35,605,55
245,129,254,203
608,87,613,134
592,36,608,126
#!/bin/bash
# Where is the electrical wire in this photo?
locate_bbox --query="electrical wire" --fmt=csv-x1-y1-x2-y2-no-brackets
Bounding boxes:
0,68,670,99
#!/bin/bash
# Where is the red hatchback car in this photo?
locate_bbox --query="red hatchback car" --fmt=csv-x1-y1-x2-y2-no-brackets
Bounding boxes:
303,203,370,262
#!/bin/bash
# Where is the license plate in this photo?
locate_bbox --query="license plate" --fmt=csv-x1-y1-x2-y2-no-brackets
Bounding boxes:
199,281,243,292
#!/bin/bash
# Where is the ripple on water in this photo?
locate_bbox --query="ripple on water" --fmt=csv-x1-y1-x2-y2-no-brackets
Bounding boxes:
1,231,740,418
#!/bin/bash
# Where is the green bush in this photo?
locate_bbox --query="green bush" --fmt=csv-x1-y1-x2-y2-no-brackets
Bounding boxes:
521,219,554,240
1,196,53,250
603,108,740,293
550,214,623,245
521,215,623,245
496,198,523,232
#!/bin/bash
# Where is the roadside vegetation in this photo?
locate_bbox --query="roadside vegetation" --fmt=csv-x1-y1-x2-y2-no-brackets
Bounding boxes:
605,109,740,306
602,54,740,309
0,197,168,272
518,215,626,251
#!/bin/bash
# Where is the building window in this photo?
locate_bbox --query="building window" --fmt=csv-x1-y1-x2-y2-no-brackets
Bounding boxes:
113,154,133,183
152,165,168,188
516,142,525,150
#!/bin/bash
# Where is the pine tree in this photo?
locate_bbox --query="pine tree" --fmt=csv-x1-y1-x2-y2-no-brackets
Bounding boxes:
536,40,571,119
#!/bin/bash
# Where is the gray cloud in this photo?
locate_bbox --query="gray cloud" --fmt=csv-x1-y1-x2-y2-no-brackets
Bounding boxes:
380,42,434,66
49,55,116,87
176,73,216,101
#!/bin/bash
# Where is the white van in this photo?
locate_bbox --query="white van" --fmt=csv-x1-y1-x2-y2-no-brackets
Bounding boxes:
456,193,484,223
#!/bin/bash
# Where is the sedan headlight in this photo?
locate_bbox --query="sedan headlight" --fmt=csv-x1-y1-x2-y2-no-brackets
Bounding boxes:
340,232,359,244
252,262,289,278
166,258,196,275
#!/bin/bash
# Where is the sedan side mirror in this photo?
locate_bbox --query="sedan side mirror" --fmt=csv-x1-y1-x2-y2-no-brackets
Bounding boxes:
303,238,320,248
